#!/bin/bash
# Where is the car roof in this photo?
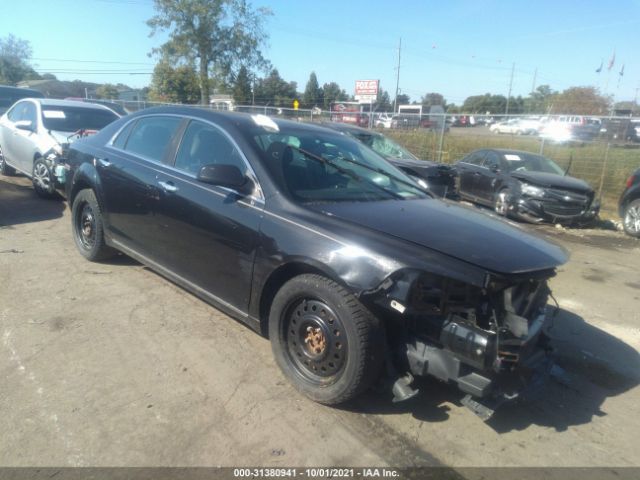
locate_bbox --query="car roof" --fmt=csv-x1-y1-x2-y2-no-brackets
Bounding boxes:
128,106,346,135
318,121,378,135
482,148,544,157
27,98,116,111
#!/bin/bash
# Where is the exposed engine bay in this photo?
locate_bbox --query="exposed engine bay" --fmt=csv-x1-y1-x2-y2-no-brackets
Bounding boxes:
363,269,556,420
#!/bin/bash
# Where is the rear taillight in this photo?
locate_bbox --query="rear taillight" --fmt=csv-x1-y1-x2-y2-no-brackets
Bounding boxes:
626,175,636,189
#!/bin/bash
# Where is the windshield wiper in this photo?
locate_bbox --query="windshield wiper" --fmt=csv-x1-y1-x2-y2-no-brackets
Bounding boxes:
293,146,427,199
290,146,405,200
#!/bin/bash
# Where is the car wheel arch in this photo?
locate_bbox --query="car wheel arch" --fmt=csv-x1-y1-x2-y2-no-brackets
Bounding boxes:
257,260,350,338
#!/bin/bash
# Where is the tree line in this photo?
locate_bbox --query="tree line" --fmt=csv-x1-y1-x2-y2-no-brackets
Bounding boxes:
0,0,632,116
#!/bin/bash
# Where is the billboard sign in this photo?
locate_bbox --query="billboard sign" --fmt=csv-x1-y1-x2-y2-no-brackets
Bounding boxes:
355,79,379,103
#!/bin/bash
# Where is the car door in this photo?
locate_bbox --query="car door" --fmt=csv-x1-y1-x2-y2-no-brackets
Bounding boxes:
152,119,263,313
1,101,27,170
11,101,39,174
99,115,185,255
474,151,502,205
456,150,486,200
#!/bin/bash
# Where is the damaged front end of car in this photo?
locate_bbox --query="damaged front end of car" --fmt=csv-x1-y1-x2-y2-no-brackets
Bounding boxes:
362,268,556,420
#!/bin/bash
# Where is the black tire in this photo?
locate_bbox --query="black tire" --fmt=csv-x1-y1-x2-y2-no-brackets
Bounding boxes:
71,189,116,261
0,145,16,176
32,157,57,198
494,188,512,217
269,274,384,405
623,199,640,238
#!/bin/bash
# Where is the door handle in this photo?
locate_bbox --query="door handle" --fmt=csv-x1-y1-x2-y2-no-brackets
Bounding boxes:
95,157,111,168
158,180,178,193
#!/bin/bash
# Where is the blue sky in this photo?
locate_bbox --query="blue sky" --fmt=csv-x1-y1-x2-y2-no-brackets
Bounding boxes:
3,0,639,104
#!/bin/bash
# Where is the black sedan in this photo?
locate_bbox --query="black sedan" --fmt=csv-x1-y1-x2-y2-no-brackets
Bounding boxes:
320,122,457,199
63,107,567,419
455,149,600,224
619,168,640,237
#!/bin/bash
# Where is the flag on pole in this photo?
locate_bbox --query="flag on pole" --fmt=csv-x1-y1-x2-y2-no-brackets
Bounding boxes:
619,64,625,77
607,51,616,71
595,60,603,73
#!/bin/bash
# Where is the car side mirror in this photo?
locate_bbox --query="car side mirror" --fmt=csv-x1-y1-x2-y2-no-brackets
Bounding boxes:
15,120,34,132
197,164,253,195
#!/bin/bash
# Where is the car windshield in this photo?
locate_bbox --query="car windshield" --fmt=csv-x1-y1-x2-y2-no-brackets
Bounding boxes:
502,152,565,175
250,126,428,203
41,106,119,132
351,133,418,161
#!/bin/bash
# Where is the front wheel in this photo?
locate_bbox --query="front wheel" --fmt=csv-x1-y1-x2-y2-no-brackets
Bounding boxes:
32,157,57,198
269,274,384,405
623,199,640,238
0,145,16,176
71,189,116,261
494,188,512,217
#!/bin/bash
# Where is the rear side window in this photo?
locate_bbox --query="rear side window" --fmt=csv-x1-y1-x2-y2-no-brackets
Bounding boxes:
465,151,486,165
123,116,182,163
112,120,137,150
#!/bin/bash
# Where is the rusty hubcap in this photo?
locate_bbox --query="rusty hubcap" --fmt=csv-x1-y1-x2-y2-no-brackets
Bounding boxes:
305,326,326,355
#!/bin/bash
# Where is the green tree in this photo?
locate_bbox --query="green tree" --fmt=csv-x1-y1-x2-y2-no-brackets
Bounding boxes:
462,93,507,113
395,93,410,106
147,0,271,105
376,88,392,111
421,92,446,109
321,82,348,109
96,83,119,100
0,34,40,85
302,72,323,108
523,85,555,114
232,65,253,104
548,86,610,115
253,69,297,107
149,61,201,104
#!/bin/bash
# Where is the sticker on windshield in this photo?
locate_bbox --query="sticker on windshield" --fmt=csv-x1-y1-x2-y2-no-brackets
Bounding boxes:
504,154,521,161
43,110,66,119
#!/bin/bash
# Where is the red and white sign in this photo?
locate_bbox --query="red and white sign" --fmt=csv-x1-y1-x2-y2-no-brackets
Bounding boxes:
355,79,379,103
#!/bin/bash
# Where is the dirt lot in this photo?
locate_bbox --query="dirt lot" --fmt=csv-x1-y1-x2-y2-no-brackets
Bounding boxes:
1,174,639,470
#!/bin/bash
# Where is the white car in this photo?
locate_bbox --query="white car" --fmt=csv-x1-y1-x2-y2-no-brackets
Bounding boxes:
375,114,395,129
0,98,119,197
490,118,540,135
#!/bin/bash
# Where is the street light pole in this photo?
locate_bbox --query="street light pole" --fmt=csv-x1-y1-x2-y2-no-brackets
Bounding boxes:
505,62,515,115
393,37,401,114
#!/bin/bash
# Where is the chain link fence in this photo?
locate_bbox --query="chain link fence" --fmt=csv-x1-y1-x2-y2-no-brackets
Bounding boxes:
108,99,639,217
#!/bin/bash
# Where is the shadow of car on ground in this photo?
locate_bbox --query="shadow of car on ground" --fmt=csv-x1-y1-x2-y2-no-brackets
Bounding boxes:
0,177,65,228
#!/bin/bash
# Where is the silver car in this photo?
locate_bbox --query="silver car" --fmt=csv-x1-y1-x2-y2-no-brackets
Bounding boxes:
0,98,119,197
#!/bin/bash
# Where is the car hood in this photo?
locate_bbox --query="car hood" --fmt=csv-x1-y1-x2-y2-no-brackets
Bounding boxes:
388,158,439,169
48,129,98,145
511,171,592,192
309,199,568,274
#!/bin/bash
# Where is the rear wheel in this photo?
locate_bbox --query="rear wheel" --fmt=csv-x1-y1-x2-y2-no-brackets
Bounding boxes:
71,189,116,261
32,157,57,198
0,145,15,176
623,199,640,238
269,274,384,405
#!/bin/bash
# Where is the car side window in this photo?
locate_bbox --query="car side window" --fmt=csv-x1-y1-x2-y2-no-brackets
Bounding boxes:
123,116,182,163
466,151,486,165
174,120,246,176
22,102,37,126
112,120,137,150
483,152,500,169
7,102,25,122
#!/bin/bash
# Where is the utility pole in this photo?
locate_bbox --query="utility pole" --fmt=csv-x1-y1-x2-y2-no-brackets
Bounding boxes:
505,62,515,115
393,37,401,114
531,67,537,93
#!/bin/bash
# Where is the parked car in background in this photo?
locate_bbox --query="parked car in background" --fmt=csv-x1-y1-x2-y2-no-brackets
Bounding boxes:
599,118,639,143
0,85,44,115
455,149,600,224
64,107,568,419
0,98,119,197
321,121,457,198
65,97,128,117
619,168,640,238
375,113,394,129
490,118,540,135
539,116,600,142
